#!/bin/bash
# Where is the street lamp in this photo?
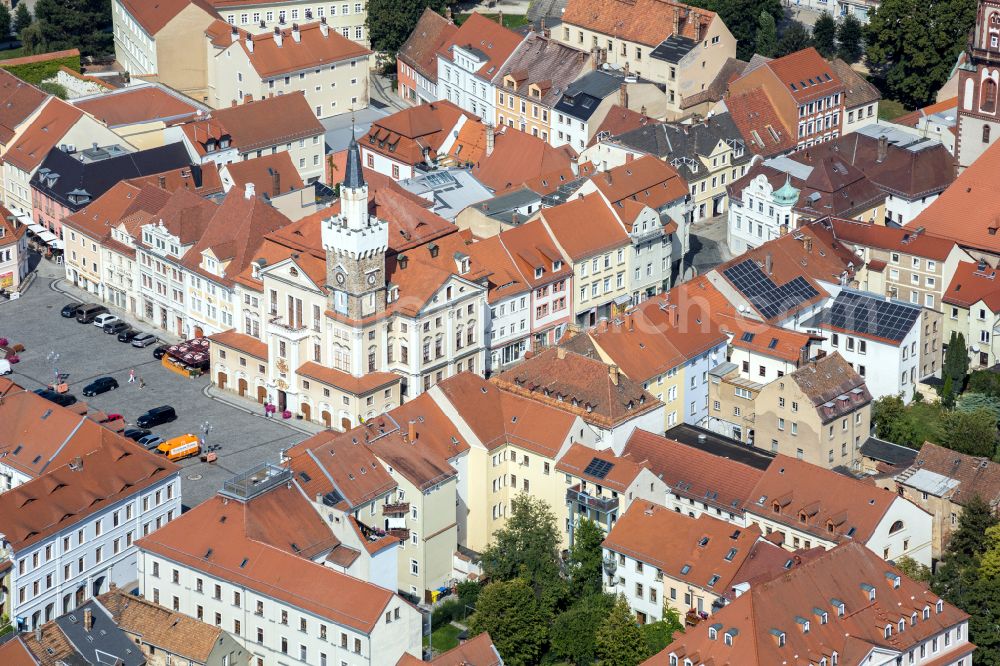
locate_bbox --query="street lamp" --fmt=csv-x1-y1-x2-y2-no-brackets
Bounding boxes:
201,421,213,448
46,350,60,385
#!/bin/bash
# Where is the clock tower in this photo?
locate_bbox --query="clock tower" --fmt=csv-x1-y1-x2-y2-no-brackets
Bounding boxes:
322,135,389,319
956,0,1000,170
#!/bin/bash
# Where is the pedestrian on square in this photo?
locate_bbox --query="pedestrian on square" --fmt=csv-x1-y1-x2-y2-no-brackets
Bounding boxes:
138,377,146,389
128,368,136,383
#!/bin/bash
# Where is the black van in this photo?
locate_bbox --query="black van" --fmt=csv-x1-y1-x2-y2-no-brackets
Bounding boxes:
76,304,108,323
136,405,178,428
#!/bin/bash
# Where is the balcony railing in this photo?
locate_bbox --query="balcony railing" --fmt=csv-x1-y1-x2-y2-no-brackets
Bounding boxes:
388,528,410,540
567,484,619,513
382,502,410,516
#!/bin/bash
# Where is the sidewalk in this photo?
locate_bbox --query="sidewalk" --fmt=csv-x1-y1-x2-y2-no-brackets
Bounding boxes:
202,383,327,436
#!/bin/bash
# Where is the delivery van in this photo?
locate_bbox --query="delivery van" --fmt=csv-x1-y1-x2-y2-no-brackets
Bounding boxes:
157,433,201,461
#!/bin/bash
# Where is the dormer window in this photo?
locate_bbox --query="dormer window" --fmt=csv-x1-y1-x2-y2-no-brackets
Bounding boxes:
535,267,544,278
936,600,944,613
923,606,931,619
553,260,563,271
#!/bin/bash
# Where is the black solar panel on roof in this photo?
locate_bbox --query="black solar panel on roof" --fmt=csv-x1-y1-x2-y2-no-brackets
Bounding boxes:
584,457,614,479
722,259,820,320
825,291,920,342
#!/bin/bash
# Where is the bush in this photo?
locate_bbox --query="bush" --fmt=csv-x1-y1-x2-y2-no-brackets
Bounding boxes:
431,598,469,630
38,80,67,99
0,52,80,85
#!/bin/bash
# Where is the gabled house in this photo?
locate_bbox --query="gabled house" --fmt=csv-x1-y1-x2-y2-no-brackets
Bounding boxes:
396,8,457,106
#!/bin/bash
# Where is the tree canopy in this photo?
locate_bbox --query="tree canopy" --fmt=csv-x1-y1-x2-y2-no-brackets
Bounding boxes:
468,578,548,666
865,0,978,107
812,12,837,57
550,594,614,666
755,10,778,58
777,20,813,57
13,3,31,35
30,0,113,56
596,596,649,666
365,0,447,57
686,0,782,60
939,408,998,458
836,14,863,63
568,519,605,598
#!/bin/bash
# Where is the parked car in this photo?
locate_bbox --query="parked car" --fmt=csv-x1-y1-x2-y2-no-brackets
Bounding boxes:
60,302,82,318
136,405,177,428
137,434,165,451
76,304,107,323
34,389,77,407
152,344,170,359
0,359,10,375
104,321,130,335
82,376,119,396
157,433,201,461
131,333,158,348
93,313,119,329
117,328,139,343
123,428,151,441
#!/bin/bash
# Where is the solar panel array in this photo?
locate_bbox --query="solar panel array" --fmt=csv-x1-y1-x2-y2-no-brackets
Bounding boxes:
722,259,820,320
826,291,920,342
583,457,614,480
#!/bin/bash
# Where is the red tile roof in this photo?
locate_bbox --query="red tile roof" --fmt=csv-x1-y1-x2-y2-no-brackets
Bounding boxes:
746,455,902,544
119,0,218,35
943,260,1000,310
233,21,371,78
831,218,956,261
297,361,400,396
398,632,502,665
222,151,304,197
911,139,1000,255
716,313,811,364
209,328,268,359
589,105,661,146
725,87,795,157
555,443,645,491
900,442,1000,506
562,0,717,47
603,503,766,593
892,97,958,129
4,98,84,171
136,494,397,633
588,155,688,209
74,86,200,126
623,429,765,513
397,8,457,83
649,542,969,666
437,13,523,80
471,124,577,192
764,47,845,104
0,69,47,145
538,193,629,261
284,430,397,509
366,101,472,166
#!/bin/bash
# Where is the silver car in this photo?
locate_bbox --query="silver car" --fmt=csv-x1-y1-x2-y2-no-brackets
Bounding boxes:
131,332,158,348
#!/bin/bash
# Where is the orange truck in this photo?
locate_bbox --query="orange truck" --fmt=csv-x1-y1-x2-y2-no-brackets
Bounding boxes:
157,434,202,461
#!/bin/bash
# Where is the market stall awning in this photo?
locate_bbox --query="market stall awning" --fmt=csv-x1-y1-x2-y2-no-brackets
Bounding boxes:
37,230,59,244
17,214,33,226
27,223,45,234
50,239,64,250
166,337,211,368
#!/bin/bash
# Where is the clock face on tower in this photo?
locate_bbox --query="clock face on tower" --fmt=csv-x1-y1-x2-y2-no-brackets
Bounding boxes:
367,273,378,286
335,272,346,285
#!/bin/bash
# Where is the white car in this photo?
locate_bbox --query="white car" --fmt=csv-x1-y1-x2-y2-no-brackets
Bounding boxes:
0,359,11,375
93,313,119,328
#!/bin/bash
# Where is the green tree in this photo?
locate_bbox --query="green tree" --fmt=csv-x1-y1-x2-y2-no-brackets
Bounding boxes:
755,9,778,58
777,21,813,57
550,594,614,665
0,5,12,41
837,14,864,63
13,3,31,34
480,494,566,610
687,0,782,60
968,370,1000,397
865,0,977,108
957,392,1000,420
812,12,837,57
365,0,447,57
942,374,956,409
32,0,113,56
895,555,931,582
568,519,605,598
18,21,45,55
641,606,684,655
596,596,649,666
940,408,998,457
947,495,998,561
468,578,548,666
944,331,971,386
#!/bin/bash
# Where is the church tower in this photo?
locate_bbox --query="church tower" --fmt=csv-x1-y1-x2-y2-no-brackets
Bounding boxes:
956,0,1000,170
321,136,388,320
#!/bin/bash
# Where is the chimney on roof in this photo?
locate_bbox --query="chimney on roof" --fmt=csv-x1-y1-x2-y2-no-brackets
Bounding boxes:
765,252,773,275
511,211,518,225
292,23,301,42
542,18,549,38
34,626,41,642
83,609,93,632
246,33,254,53
445,5,453,22
609,364,620,386
877,134,888,163
319,16,328,37
498,9,503,26
245,182,255,200
69,456,83,471
230,26,239,43
270,167,280,196
109,582,117,591
158,175,166,189
673,7,680,34
557,346,566,360
804,236,813,253
408,420,417,442
486,123,495,157
693,13,703,42
619,82,629,109
623,61,630,78
274,26,283,47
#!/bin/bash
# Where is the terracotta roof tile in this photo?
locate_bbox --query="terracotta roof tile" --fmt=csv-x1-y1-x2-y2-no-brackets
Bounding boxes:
398,8,457,83
128,162,224,197
790,352,872,422
539,193,629,261
650,542,969,665
437,13,523,79
74,86,200,126
119,0,218,35
892,97,958,129
603,503,766,593
209,328,268,359
398,631,502,665
588,154,687,208
0,637,37,666
5,98,84,172
911,139,1000,255
136,495,396,633
223,151,304,197
562,0,717,47
623,429,765,513
764,47,845,104
0,69,47,145
284,430,397,509
898,441,1000,506
831,218,956,260
472,124,577,191
828,58,881,109
943,260,1000,309
725,86,795,157
366,100,472,166
494,347,661,428
98,590,224,663
589,105,661,146
297,361,399,396
555,443,645,491
246,21,369,77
